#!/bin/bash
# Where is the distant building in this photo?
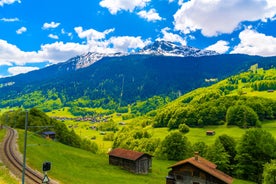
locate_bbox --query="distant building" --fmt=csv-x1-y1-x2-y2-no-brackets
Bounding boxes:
206,130,215,136
108,148,153,174
166,152,233,184
42,131,56,140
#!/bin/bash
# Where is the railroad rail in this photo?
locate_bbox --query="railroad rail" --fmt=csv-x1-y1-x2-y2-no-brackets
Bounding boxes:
1,127,56,184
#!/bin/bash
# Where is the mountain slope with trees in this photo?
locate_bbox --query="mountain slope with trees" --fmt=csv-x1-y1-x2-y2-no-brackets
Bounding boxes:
153,67,276,129
0,51,276,111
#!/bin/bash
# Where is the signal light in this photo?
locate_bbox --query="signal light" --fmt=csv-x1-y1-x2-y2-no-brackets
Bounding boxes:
42,162,51,172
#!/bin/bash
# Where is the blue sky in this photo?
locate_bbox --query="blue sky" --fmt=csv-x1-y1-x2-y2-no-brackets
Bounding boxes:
0,0,276,77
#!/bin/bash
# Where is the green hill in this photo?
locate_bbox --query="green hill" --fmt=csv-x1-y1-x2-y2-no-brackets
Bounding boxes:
152,67,276,129
1,67,276,184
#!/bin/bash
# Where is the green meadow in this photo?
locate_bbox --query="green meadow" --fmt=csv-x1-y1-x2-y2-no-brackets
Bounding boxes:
16,129,174,184
4,119,274,184
14,127,256,184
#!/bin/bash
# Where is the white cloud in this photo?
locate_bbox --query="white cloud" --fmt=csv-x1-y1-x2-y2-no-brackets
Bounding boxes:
38,42,89,63
8,66,39,76
137,8,163,22
99,0,150,14
205,40,230,54
0,39,87,65
16,27,27,34
157,27,186,45
0,17,19,22
42,21,60,29
74,27,115,41
0,61,13,66
0,0,20,6
109,36,150,52
174,0,276,37
231,29,276,56
48,34,59,39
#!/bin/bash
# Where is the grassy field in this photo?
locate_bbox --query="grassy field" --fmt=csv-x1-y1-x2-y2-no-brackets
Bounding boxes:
14,129,256,184
17,129,174,184
0,119,262,184
149,120,276,146
0,129,20,184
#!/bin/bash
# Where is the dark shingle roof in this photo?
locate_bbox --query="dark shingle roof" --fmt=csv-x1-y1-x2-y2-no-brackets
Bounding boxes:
169,156,233,184
108,148,152,161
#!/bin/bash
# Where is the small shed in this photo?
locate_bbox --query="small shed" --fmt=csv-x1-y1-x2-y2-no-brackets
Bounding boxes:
206,130,215,136
108,148,153,174
42,131,56,140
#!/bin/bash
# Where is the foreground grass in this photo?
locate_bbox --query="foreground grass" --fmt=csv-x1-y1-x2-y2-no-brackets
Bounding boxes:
0,129,19,184
17,130,174,184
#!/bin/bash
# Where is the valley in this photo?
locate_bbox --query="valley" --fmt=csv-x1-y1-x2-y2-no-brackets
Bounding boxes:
0,45,276,183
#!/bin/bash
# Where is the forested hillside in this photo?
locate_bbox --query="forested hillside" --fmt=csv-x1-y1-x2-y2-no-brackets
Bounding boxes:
1,54,276,112
153,67,276,129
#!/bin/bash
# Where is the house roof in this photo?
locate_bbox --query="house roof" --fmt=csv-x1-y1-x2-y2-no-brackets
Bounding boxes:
169,156,233,184
42,131,56,135
108,148,152,161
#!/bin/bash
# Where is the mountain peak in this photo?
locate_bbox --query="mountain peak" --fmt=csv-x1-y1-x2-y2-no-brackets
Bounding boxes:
139,40,219,57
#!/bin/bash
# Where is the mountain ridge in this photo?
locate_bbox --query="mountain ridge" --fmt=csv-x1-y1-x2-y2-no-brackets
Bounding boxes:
1,52,276,110
57,40,220,71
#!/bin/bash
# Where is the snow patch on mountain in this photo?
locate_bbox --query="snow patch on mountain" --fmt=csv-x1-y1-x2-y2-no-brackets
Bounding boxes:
138,40,219,57
68,41,219,70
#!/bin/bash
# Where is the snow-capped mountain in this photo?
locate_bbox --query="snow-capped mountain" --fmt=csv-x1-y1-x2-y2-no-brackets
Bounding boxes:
72,52,128,70
138,40,219,57
64,41,219,70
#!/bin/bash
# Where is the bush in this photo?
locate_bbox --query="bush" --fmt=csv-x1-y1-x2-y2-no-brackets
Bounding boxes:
179,123,189,133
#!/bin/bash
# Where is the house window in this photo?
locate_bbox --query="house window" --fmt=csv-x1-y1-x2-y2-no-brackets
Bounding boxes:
193,170,200,177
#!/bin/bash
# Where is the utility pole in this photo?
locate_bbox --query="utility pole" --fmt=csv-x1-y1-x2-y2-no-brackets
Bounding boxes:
22,110,28,184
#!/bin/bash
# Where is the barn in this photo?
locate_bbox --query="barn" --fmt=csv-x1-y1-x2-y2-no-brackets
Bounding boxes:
108,148,153,174
166,152,233,184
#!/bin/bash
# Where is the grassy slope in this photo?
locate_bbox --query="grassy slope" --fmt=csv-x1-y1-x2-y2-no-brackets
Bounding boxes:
17,130,175,184
15,124,264,184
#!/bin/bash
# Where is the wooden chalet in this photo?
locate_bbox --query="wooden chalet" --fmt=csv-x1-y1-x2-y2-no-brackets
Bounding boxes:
108,148,153,174
166,153,233,184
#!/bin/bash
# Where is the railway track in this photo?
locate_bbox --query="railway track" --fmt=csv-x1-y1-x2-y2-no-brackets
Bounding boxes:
2,127,52,184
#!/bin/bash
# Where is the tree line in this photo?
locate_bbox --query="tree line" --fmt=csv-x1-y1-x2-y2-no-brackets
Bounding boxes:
154,95,276,129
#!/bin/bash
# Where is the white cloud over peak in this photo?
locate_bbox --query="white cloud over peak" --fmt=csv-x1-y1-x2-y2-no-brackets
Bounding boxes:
0,39,87,66
42,22,60,29
0,0,20,6
99,0,150,14
174,0,276,37
205,40,230,54
231,29,276,56
8,66,39,76
109,36,150,52
157,27,186,46
0,17,19,22
16,27,27,34
137,8,163,22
